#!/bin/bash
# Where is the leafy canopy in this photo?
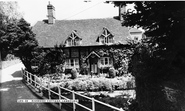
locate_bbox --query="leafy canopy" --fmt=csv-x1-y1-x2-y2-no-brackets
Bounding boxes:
112,1,185,111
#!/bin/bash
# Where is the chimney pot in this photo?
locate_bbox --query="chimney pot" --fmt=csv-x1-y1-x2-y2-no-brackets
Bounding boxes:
119,4,126,21
47,2,55,24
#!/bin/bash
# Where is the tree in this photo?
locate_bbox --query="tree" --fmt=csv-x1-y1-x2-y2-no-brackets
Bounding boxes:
14,18,38,72
111,1,185,111
1,18,38,72
38,45,66,75
0,1,22,60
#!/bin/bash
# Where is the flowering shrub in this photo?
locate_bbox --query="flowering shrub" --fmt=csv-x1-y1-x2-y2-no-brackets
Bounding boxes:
46,76,135,92
71,68,78,79
109,67,116,78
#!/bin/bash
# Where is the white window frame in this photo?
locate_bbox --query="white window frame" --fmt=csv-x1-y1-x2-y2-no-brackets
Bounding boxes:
99,28,114,44
99,57,112,67
66,31,81,46
65,58,79,69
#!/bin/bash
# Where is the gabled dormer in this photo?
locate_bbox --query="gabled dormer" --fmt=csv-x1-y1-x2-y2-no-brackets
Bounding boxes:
96,27,114,45
65,30,82,47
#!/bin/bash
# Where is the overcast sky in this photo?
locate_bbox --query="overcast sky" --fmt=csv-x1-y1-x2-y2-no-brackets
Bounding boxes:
16,0,134,26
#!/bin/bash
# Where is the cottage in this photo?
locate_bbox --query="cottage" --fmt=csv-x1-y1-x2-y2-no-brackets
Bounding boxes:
32,2,144,74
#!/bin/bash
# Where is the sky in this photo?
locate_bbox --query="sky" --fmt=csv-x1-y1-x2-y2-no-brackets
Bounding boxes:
15,0,134,26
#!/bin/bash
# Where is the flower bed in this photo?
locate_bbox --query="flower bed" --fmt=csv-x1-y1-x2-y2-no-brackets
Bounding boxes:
39,74,135,110
45,76,135,92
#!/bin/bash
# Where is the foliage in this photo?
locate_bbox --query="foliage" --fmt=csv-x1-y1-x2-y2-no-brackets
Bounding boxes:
4,54,18,61
109,67,116,78
79,63,88,75
38,45,66,75
46,76,135,92
0,1,22,21
94,47,133,75
71,68,78,79
0,18,38,72
0,1,22,60
114,1,185,111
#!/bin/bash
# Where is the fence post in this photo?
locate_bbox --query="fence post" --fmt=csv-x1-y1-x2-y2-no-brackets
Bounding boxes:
72,91,76,111
40,78,43,96
92,98,95,111
23,69,25,80
21,68,24,80
34,75,37,88
30,73,32,85
58,86,62,109
26,71,29,83
48,82,51,99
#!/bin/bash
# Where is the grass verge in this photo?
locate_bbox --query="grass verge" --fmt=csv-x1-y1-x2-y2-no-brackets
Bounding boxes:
1,59,21,69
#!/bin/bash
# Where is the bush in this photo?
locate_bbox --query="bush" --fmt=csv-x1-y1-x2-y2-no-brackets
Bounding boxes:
102,79,113,91
100,67,109,73
80,63,89,75
4,54,18,61
109,67,116,78
91,79,102,91
86,80,95,91
117,81,127,90
71,68,78,79
44,75,135,91
65,81,74,90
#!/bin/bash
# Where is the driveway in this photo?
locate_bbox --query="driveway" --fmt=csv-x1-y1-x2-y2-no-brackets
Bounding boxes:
0,63,61,111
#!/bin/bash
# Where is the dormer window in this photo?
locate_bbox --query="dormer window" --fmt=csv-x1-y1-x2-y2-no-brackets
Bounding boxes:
65,30,82,47
97,27,114,45
67,38,80,46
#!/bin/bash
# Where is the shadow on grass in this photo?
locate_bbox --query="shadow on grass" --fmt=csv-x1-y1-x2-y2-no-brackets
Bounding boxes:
12,70,22,78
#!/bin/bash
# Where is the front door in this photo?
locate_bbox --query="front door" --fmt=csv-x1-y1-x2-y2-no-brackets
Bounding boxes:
91,63,97,73
86,51,100,74
89,55,98,74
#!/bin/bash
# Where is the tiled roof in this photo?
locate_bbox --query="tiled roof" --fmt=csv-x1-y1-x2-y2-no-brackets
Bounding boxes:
32,18,138,47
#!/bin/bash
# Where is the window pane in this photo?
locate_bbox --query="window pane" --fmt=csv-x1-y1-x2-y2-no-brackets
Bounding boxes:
109,58,112,65
108,37,113,43
75,39,80,46
75,59,79,66
101,58,104,65
65,59,69,67
104,37,107,43
105,58,108,65
99,36,104,44
72,39,75,46
68,39,72,46
71,59,74,66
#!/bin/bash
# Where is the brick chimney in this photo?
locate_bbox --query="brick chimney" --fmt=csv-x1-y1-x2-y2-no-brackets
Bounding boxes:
47,1,55,24
119,4,126,21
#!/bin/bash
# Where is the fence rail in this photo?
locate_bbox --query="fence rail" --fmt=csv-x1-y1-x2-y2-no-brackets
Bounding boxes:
21,69,124,111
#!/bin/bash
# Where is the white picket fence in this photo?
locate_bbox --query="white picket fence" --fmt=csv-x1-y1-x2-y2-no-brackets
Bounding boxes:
21,69,124,111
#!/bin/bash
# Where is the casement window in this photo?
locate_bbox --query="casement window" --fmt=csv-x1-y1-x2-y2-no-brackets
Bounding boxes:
66,31,82,47
100,57,112,67
98,27,114,44
65,58,79,69
67,39,80,46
